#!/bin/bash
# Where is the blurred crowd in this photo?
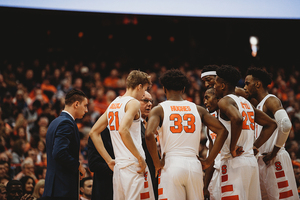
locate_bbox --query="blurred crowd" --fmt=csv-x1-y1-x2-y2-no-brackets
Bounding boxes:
0,59,300,197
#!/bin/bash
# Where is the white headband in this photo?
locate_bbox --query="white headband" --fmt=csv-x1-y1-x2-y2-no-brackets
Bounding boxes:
201,71,217,78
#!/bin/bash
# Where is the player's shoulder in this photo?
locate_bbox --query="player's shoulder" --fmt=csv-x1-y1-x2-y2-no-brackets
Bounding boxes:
264,94,282,107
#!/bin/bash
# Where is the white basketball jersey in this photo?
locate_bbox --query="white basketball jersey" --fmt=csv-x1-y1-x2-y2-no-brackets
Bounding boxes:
255,94,282,154
218,94,255,159
158,100,202,157
206,111,221,169
107,96,145,162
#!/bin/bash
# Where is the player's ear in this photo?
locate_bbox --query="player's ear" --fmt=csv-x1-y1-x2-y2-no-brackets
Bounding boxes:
221,82,226,90
255,81,261,88
182,87,185,93
137,84,142,90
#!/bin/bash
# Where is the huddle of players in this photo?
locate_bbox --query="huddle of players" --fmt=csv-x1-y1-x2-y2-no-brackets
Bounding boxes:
202,65,298,200
89,65,297,200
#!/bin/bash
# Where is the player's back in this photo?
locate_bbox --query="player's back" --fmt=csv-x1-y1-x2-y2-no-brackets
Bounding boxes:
219,94,255,159
107,96,145,162
158,100,202,157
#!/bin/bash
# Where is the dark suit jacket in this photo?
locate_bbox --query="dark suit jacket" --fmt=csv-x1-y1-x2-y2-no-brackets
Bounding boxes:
88,128,114,200
141,121,158,200
43,112,80,200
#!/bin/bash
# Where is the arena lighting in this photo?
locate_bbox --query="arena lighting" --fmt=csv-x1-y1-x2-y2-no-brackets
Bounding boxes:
1,0,300,19
250,36,259,57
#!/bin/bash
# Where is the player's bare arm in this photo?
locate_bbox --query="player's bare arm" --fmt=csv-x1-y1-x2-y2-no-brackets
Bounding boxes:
198,106,228,168
118,99,146,173
203,127,215,199
145,105,165,177
252,107,277,150
218,97,243,157
89,110,115,171
263,97,291,164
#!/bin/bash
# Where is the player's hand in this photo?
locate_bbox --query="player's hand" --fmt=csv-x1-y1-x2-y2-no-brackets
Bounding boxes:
155,153,166,177
107,159,115,171
231,146,244,158
79,162,86,180
137,157,147,174
203,187,210,200
197,155,210,170
253,146,259,156
262,152,276,166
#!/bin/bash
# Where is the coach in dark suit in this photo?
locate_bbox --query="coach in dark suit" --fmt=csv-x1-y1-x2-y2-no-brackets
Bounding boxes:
139,91,158,200
88,127,114,200
43,89,88,200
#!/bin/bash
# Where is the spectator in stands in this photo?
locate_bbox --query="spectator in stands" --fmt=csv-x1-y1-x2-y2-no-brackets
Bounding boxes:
103,69,120,90
11,139,26,164
80,177,93,200
23,100,40,131
0,74,8,103
0,183,6,200
32,179,44,200
6,180,21,200
23,69,36,94
14,158,37,182
19,176,35,195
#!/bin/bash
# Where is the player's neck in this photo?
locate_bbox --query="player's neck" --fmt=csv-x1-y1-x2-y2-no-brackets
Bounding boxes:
123,88,138,99
257,90,269,103
223,87,235,97
167,93,183,101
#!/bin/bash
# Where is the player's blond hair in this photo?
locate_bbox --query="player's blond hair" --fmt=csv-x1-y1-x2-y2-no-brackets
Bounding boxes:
126,70,151,89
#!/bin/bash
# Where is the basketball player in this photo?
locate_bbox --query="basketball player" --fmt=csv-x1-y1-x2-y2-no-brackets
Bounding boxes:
201,64,254,103
203,88,222,200
244,67,298,200
214,65,277,200
89,70,155,200
145,69,229,200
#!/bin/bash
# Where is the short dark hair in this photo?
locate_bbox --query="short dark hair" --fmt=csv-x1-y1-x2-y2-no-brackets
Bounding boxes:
159,69,189,91
246,67,272,88
202,65,219,73
6,180,23,192
65,89,87,106
205,87,216,96
216,65,241,87
80,177,93,188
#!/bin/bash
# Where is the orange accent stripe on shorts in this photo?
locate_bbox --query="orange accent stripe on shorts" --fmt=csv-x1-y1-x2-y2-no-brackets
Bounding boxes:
277,180,289,189
279,190,293,199
221,185,233,193
221,175,228,182
158,188,163,195
221,195,239,200
141,192,150,199
158,177,161,184
144,181,148,188
275,171,285,178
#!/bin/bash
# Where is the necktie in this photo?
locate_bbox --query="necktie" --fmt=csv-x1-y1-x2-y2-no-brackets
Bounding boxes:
143,120,147,128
